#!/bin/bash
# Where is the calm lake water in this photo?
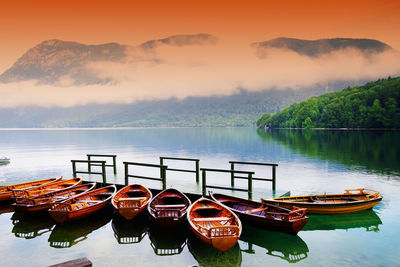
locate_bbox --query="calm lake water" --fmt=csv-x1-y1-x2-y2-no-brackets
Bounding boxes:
0,128,399,267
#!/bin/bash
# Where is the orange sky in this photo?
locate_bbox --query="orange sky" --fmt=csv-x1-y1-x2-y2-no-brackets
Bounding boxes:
0,0,399,72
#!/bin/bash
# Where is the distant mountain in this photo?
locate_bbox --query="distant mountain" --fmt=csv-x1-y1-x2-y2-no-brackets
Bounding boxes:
252,37,391,57
0,39,127,84
140,33,217,49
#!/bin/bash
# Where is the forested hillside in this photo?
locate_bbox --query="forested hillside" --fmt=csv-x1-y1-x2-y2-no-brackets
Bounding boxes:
257,77,400,129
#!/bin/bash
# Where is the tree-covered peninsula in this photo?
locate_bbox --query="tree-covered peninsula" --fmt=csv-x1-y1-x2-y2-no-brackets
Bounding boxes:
257,77,400,129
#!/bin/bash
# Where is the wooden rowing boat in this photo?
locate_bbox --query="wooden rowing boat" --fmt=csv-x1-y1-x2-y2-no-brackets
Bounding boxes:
12,183,96,213
187,197,242,252
12,177,82,200
112,184,152,220
48,185,116,224
148,188,191,227
262,188,383,215
210,192,308,235
0,177,62,202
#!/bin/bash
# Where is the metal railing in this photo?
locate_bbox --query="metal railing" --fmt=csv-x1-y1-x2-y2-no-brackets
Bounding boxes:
123,162,168,190
229,161,278,191
71,160,106,183
87,154,117,174
160,156,200,182
200,168,255,199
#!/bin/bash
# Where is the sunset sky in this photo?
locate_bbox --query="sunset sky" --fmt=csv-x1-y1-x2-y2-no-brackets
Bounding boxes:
0,0,399,72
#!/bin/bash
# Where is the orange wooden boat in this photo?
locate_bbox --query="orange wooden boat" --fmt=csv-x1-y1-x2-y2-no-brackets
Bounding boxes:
262,188,383,215
211,192,308,235
12,183,96,213
12,177,82,200
0,177,62,202
48,185,116,224
187,197,242,252
112,184,152,220
148,188,191,227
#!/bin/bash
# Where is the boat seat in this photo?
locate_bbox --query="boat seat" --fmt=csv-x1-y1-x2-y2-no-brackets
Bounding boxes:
76,200,102,203
154,204,186,209
192,206,223,212
192,217,231,222
119,197,147,201
245,207,268,214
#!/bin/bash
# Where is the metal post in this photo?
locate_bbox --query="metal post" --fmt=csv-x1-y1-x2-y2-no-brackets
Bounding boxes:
272,165,276,191
160,157,164,166
161,167,167,190
248,173,253,200
72,161,77,178
230,162,235,186
112,156,117,175
195,160,200,183
202,170,206,196
124,163,129,185
87,155,91,172
102,162,106,183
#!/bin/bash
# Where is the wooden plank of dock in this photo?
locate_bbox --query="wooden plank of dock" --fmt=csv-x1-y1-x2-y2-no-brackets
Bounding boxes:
48,257,92,267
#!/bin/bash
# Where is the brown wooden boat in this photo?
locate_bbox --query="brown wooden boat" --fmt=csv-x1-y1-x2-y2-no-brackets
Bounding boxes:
187,197,242,252
148,188,191,227
262,188,383,215
48,185,116,224
210,192,308,235
0,177,62,202
12,177,82,200
12,183,96,213
112,184,152,220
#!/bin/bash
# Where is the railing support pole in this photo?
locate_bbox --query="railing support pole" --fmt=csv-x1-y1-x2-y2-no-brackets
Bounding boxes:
202,170,206,196
124,163,129,185
230,162,235,186
161,167,167,190
87,155,91,172
102,162,106,183
248,173,253,200
195,160,200,183
112,156,117,175
72,162,77,178
272,165,276,191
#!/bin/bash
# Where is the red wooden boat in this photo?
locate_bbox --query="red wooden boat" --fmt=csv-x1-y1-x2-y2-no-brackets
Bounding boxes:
0,177,61,202
112,184,152,220
187,197,242,252
148,188,191,227
211,192,308,235
48,185,116,224
12,177,82,199
12,183,96,213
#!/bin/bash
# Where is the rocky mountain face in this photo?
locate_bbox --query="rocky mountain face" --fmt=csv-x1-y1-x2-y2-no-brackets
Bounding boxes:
140,33,218,49
252,37,391,57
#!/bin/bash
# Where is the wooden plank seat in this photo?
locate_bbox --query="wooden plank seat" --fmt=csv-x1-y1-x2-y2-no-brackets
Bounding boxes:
192,206,223,212
192,217,231,222
154,204,186,209
118,197,147,201
245,207,268,214
75,200,102,203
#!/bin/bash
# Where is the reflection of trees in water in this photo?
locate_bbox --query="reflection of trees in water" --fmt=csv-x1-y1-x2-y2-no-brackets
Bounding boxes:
111,213,148,244
257,129,400,175
240,225,309,263
304,209,382,232
187,236,242,267
148,224,188,256
11,212,55,239
48,207,113,248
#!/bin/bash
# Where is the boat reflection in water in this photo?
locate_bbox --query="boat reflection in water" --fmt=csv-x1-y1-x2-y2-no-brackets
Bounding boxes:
187,236,242,267
11,212,55,239
303,209,382,232
148,224,188,256
48,206,113,248
240,225,309,263
0,204,14,215
112,214,148,244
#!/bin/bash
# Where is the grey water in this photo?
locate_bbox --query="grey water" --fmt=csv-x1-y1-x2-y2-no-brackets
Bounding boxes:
0,128,399,266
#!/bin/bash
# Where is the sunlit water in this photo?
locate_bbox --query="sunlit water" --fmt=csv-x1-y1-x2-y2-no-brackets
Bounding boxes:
0,128,399,266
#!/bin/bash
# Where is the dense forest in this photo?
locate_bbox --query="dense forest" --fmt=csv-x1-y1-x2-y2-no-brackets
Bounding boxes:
257,77,400,129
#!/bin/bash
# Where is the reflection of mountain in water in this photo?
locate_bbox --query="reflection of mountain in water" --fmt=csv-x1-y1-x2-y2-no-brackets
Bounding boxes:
48,207,113,248
257,129,400,176
240,225,309,263
187,236,242,267
304,210,382,232
11,213,55,239
148,224,187,256
111,214,148,244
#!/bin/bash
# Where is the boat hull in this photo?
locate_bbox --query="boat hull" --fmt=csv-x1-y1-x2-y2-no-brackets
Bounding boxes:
49,201,109,224
112,184,152,220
